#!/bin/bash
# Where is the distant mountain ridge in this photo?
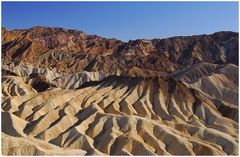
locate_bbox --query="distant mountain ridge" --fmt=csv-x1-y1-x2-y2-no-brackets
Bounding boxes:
2,26,238,76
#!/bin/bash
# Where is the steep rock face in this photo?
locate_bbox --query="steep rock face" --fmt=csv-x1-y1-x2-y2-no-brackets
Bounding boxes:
2,27,238,74
1,26,239,155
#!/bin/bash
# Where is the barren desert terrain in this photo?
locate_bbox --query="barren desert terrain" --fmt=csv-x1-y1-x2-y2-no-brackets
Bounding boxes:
1,26,239,155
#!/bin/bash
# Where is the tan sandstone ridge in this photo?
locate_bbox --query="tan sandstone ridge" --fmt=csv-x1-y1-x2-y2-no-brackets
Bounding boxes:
1,26,239,155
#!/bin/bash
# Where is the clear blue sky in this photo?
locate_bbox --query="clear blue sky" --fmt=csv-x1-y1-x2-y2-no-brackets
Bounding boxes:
2,2,239,41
